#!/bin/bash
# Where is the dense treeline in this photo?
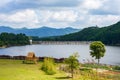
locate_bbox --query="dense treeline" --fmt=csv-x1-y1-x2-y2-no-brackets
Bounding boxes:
0,33,30,47
38,21,120,45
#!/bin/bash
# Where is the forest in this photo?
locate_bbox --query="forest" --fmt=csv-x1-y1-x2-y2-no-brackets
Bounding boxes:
38,21,120,45
0,33,30,47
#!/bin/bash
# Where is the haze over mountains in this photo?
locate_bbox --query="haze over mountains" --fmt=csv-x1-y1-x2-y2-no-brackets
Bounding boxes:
0,26,80,37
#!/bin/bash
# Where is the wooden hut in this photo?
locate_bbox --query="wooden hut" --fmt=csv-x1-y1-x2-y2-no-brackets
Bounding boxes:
24,52,38,64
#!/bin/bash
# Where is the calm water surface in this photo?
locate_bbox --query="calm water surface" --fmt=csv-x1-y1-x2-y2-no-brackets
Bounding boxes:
0,44,120,65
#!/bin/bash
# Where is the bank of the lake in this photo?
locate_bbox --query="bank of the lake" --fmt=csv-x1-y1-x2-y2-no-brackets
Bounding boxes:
0,59,120,80
0,44,120,65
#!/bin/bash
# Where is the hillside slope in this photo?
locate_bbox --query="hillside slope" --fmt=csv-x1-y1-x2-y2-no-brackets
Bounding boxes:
39,21,120,45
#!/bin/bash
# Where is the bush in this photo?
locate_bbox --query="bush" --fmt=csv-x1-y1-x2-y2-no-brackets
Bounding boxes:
113,66,120,70
41,57,56,75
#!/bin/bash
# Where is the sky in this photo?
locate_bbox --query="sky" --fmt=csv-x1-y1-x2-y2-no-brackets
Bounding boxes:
0,0,119,29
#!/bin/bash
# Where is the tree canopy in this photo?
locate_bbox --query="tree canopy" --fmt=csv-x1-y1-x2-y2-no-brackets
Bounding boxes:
64,52,80,78
90,41,106,64
0,32,30,47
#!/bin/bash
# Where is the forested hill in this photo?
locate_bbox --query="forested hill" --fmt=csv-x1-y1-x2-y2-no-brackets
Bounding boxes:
0,33,30,47
39,21,120,45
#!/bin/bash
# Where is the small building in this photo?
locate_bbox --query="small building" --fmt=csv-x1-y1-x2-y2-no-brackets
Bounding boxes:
24,52,38,64
29,39,32,45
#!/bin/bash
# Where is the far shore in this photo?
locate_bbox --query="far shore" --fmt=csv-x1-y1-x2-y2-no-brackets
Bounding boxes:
32,41,92,45
0,45,7,48
0,41,120,48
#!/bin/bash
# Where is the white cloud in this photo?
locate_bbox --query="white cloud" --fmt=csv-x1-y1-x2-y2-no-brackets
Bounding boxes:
66,14,120,28
88,15,120,27
0,0,119,29
38,10,78,22
8,9,38,23
81,0,106,9
103,0,120,15
35,10,78,28
51,11,78,22
38,10,53,23
0,9,78,28
84,0,120,15
0,9,39,28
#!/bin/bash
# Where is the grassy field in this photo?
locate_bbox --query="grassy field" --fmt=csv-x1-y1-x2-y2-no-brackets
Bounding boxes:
0,59,67,80
0,59,120,80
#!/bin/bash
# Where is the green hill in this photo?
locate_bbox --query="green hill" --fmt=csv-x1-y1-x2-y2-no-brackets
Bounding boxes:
39,21,120,45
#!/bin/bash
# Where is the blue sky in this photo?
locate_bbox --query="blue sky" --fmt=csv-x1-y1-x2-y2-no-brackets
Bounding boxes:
0,0,119,29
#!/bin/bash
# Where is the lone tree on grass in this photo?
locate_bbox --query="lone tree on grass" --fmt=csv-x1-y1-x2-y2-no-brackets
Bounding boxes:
90,41,106,65
64,52,80,78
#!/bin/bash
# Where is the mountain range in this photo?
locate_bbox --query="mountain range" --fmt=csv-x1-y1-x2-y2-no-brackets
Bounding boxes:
0,26,80,37
39,21,120,45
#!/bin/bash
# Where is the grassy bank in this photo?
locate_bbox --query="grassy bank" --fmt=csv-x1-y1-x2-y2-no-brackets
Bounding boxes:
0,59,120,80
0,59,67,80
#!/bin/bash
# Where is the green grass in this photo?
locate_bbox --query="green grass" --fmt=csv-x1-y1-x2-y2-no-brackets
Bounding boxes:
0,59,120,80
107,74,120,80
0,59,67,80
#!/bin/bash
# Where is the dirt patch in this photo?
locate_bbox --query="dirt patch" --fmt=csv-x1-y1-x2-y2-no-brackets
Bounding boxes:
104,70,120,75
92,68,120,75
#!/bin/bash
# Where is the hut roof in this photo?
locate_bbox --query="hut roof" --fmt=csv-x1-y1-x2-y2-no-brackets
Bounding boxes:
27,52,35,58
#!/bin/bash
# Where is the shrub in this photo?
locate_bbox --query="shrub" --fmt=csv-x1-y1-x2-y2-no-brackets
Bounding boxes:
64,53,80,78
82,63,111,70
113,66,120,70
41,57,56,75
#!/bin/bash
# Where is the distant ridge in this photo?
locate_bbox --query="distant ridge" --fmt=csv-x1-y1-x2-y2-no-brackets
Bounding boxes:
39,21,120,45
0,26,80,37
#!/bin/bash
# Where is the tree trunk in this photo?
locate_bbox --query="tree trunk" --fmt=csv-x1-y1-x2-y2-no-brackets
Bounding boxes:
71,68,74,78
98,59,100,65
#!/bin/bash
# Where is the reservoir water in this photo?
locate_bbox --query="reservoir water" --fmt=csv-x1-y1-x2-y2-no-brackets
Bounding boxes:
0,44,120,65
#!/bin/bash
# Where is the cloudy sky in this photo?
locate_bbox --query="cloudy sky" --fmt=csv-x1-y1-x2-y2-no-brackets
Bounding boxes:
0,0,119,29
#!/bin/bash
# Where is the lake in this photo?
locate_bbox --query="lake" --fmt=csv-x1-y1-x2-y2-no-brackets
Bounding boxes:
0,44,120,65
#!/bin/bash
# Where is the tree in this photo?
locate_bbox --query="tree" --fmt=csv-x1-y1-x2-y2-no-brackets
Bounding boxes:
0,40,4,47
0,32,30,47
41,57,56,75
64,53,80,78
90,41,106,65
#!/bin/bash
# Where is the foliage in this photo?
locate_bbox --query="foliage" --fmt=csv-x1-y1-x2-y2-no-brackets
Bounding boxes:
0,32,30,47
0,40,4,46
82,63,111,70
0,59,120,80
79,70,107,80
90,41,106,64
113,66,120,70
64,52,80,78
107,74,120,80
39,21,120,45
41,57,56,75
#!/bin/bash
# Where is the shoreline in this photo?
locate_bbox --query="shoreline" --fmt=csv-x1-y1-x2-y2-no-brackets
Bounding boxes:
0,55,65,63
0,54,119,66
1,41,119,48
32,41,91,45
